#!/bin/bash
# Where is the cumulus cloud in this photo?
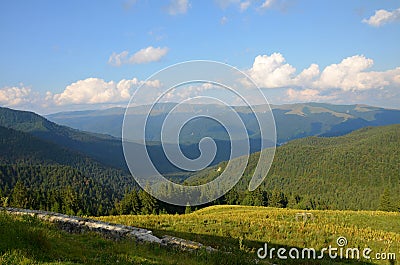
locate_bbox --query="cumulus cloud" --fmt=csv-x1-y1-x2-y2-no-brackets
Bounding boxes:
246,53,400,91
293,63,320,86
0,85,33,107
167,0,189,15
108,46,168,66
52,77,160,105
362,8,400,27
246,53,400,105
246,53,296,88
316,55,378,91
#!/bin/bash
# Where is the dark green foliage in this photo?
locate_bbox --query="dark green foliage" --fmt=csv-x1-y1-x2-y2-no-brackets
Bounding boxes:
0,164,126,215
241,188,268,206
11,181,29,208
267,189,288,208
0,107,126,169
115,189,141,215
139,189,158,214
0,125,136,215
187,124,400,211
378,188,395,212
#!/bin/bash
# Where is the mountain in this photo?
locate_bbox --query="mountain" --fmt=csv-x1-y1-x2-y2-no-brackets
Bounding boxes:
0,107,126,170
0,107,260,176
0,125,135,215
185,124,400,211
46,102,400,144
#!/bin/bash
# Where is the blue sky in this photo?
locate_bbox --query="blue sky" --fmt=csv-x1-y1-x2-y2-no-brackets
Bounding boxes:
0,0,400,113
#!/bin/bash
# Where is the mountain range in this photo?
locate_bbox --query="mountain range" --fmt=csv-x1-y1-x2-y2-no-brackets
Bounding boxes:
47,102,400,144
1,103,399,213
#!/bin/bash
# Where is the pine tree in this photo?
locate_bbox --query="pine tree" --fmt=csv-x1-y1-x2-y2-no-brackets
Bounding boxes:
269,189,288,208
224,188,239,205
379,188,393,212
11,180,29,208
128,189,141,214
63,186,79,215
139,190,157,214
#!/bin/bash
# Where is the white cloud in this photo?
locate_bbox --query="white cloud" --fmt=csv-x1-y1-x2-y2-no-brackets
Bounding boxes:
294,63,320,86
129,46,168,64
108,51,129,67
247,53,400,105
247,53,400,91
52,77,161,105
240,1,251,11
0,85,33,106
260,0,274,9
316,55,376,91
246,53,296,88
362,8,400,27
160,82,219,103
108,46,168,66
167,0,189,15
285,88,336,102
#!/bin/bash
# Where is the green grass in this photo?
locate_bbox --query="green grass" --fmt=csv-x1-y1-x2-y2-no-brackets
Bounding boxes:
0,211,268,265
98,205,400,265
1,206,398,264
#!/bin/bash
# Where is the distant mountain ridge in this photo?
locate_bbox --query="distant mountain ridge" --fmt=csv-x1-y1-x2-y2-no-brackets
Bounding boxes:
46,102,400,144
0,106,253,175
0,107,125,170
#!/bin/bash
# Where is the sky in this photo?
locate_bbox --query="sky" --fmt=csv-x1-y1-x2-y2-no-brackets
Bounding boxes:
0,0,400,114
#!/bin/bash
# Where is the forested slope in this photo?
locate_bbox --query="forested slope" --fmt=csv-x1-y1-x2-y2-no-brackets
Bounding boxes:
186,124,400,211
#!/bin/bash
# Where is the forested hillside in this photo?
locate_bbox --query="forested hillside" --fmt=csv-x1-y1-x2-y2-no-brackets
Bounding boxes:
0,107,126,169
186,124,400,211
0,125,135,215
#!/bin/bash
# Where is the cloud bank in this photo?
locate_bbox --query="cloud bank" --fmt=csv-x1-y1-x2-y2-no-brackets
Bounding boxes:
247,53,400,91
1,53,399,111
246,53,400,105
0,85,33,107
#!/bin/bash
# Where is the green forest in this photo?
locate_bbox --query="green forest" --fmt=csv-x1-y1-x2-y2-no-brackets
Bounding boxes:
0,106,399,216
186,124,400,212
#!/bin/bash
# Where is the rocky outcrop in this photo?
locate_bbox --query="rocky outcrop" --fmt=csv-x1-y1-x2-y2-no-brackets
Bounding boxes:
161,235,216,252
2,207,216,252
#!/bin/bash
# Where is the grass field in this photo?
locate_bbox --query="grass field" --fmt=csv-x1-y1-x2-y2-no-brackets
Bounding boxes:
98,205,400,265
1,206,398,264
0,210,264,265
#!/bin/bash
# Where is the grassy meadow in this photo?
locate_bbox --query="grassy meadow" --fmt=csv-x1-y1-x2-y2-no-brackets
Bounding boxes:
98,205,400,265
0,206,398,264
0,210,259,265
